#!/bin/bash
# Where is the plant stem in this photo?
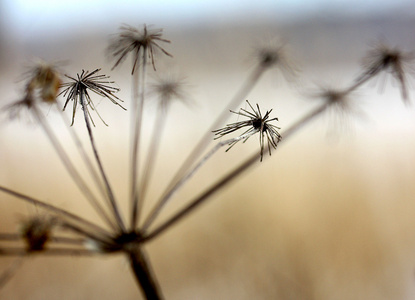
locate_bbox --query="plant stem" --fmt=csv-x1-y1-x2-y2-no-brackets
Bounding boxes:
0,185,110,240
130,47,148,230
138,100,169,224
142,133,256,230
128,247,163,300
142,102,330,242
56,105,108,204
22,105,117,230
79,92,126,232
152,63,268,225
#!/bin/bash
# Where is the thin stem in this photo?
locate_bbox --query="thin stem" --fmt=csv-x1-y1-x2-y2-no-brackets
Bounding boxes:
55,104,108,203
155,63,268,218
79,91,126,232
0,234,85,246
137,101,168,224
30,104,117,230
0,258,24,289
128,247,163,300
346,67,382,93
142,102,329,242
0,248,97,256
142,133,255,230
130,47,148,230
0,185,111,241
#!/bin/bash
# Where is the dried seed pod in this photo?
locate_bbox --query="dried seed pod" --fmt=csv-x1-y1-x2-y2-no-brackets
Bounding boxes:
20,217,55,252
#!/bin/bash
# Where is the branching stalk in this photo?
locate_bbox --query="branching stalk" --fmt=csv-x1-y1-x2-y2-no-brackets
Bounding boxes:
142,102,330,242
30,104,117,230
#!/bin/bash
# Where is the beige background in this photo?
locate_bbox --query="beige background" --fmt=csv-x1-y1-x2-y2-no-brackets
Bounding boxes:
1,7,415,300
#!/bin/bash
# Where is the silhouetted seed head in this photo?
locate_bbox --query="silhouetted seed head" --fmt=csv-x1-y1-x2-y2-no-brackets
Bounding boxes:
3,61,61,119
213,100,281,161
356,42,415,104
254,40,298,80
149,74,191,109
60,69,126,126
108,24,172,74
20,216,55,252
312,87,364,136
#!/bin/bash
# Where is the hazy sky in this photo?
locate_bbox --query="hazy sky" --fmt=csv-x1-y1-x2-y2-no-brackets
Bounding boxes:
1,0,413,38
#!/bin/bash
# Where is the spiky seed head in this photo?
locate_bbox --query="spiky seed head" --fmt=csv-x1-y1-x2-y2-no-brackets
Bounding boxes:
149,73,191,110
357,41,415,104
20,216,55,252
108,24,172,74
213,100,281,161
59,69,126,126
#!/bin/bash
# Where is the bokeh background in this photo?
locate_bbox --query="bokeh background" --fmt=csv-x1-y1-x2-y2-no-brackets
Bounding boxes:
1,0,415,299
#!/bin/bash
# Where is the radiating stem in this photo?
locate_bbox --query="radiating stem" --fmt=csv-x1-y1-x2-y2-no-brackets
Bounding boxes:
79,92,125,232
56,105,108,204
155,63,268,218
130,47,148,230
0,185,110,240
142,133,256,230
0,258,24,289
137,100,169,225
0,248,97,256
23,105,117,230
142,102,330,242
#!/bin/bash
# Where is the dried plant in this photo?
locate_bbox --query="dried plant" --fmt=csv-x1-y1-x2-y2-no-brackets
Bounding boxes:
213,100,282,161
0,21,413,300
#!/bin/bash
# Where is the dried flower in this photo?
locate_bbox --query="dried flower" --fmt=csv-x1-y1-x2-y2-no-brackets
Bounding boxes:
213,100,281,161
25,60,62,103
60,69,126,126
311,86,364,137
3,61,61,119
20,216,55,252
108,24,172,74
149,73,191,109
253,39,298,80
355,42,415,103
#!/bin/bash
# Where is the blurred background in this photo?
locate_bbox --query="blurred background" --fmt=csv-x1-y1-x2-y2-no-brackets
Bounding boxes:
1,0,415,299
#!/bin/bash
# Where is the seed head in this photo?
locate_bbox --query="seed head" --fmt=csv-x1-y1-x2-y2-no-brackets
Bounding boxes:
108,24,172,74
213,100,281,161
60,69,126,126
3,61,61,119
20,216,55,252
253,39,298,80
355,42,415,104
149,73,191,110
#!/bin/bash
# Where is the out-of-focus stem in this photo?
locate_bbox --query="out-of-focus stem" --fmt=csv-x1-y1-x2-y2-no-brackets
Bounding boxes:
142,102,330,242
153,63,268,224
30,105,117,230
130,48,148,230
142,133,256,230
128,247,163,300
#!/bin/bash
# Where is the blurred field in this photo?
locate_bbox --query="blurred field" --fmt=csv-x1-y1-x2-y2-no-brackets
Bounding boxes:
1,14,415,300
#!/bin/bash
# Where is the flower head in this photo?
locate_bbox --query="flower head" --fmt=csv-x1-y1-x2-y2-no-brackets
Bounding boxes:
3,60,61,119
25,60,62,103
355,42,415,104
149,73,191,109
108,24,172,74
20,216,56,252
213,100,281,161
60,69,126,126
310,86,364,137
253,39,298,80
